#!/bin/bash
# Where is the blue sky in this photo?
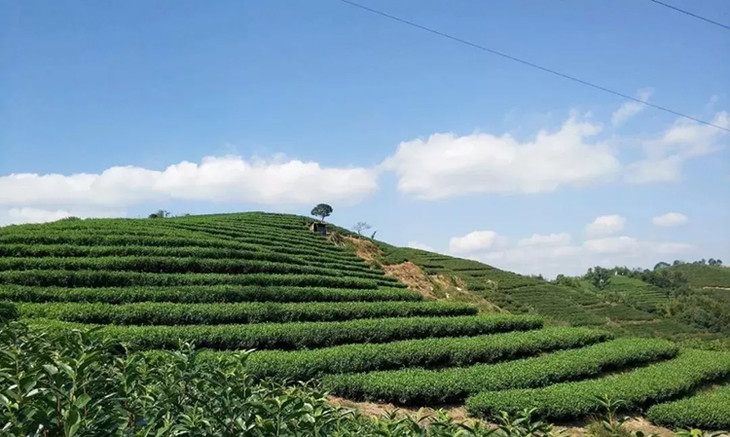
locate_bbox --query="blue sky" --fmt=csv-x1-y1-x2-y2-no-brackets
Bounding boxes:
2,0,728,276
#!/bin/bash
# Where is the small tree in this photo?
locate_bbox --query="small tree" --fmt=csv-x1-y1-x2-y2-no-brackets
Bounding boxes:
352,221,372,236
653,261,670,271
148,210,170,219
588,266,612,290
310,204,333,223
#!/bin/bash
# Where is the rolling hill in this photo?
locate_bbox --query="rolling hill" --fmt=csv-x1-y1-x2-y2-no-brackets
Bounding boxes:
1,212,729,431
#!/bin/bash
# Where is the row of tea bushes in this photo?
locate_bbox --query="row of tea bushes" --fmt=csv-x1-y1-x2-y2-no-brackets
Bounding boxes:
231,326,603,380
0,285,421,304
0,270,384,289
32,314,541,351
17,301,476,325
323,338,678,404
646,384,730,430
466,349,730,421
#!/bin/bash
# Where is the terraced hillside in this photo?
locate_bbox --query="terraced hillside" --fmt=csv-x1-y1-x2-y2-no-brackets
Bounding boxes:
376,245,672,330
672,263,730,289
2,212,730,431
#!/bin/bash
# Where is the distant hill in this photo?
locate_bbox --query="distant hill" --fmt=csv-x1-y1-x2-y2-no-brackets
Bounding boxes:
671,263,730,289
371,244,714,342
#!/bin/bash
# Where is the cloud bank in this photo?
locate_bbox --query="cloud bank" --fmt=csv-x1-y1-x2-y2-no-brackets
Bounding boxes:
0,156,379,210
2,101,727,226
383,115,620,199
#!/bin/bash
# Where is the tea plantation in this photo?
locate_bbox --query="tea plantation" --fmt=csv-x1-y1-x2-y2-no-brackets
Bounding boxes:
1,212,729,432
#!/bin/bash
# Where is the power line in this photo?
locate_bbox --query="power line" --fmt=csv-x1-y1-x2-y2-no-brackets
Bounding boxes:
647,0,730,31
336,0,730,133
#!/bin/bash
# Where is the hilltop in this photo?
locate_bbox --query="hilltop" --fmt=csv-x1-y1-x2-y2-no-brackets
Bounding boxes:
1,212,729,432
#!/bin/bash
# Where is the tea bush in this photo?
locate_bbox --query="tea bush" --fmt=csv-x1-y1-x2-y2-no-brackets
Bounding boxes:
646,385,730,430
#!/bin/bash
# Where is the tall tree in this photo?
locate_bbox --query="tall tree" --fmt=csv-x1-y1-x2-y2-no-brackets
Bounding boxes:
310,204,333,223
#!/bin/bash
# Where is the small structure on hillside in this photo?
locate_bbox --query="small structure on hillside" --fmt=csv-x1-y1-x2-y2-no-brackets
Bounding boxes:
309,222,328,236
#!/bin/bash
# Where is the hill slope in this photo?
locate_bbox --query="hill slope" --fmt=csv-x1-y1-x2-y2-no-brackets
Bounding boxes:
1,212,729,430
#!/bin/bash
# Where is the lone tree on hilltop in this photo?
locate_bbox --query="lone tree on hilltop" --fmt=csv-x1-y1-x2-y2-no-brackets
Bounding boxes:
353,221,372,236
310,204,333,223
148,210,170,219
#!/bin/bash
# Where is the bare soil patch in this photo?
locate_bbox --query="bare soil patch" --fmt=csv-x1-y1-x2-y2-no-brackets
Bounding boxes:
344,236,383,264
383,261,436,299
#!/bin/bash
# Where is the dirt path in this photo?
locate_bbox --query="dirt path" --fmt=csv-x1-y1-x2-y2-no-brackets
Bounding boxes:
328,396,680,436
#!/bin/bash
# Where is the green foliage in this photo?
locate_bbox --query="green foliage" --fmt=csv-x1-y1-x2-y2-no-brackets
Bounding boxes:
0,284,422,304
485,284,608,326
32,314,542,351
311,203,333,222
672,264,730,288
324,338,677,404
237,326,600,380
586,266,613,290
466,349,730,421
1,321,347,436
0,269,385,289
6,320,551,436
0,301,18,321
148,209,170,219
647,384,730,430
0,254,384,276
553,274,580,288
18,301,477,325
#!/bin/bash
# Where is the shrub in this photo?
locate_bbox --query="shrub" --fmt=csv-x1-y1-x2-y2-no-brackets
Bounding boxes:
466,349,730,421
0,301,18,321
324,338,677,404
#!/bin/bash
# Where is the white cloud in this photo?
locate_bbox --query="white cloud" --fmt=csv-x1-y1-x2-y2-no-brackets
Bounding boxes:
583,236,639,254
612,89,653,126
655,242,694,254
0,156,379,209
471,233,694,278
625,156,682,184
585,215,626,237
449,230,501,254
517,233,571,247
407,241,436,252
0,207,122,227
626,111,729,184
383,115,621,199
653,212,688,227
